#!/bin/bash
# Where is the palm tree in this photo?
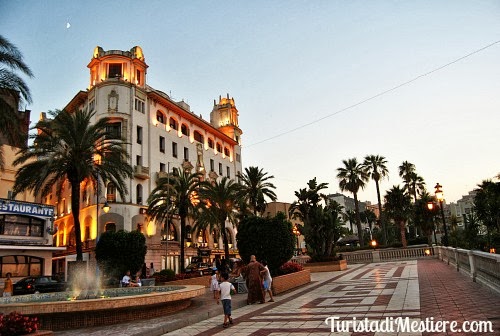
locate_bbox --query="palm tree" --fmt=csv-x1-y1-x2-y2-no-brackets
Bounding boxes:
13,109,132,261
196,177,242,261
238,166,277,215
398,161,415,199
343,209,356,233
337,158,369,246
384,185,413,248
408,172,426,202
0,35,34,170
147,168,202,273
362,154,389,244
361,209,377,239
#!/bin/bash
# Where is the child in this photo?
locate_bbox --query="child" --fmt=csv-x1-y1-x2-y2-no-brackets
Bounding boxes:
261,260,274,302
216,272,235,328
210,269,219,299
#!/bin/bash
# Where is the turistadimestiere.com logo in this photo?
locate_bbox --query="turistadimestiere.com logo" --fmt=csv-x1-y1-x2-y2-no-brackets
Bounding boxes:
325,316,493,333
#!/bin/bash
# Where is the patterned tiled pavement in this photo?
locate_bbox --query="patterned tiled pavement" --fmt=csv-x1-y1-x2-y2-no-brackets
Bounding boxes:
54,259,500,335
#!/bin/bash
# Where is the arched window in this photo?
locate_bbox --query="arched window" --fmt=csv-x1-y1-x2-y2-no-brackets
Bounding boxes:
136,184,143,204
156,111,166,124
208,138,214,149
194,130,204,143
107,183,116,202
224,147,230,156
185,225,193,241
169,117,178,130
105,223,116,232
216,143,222,153
181,124,189,136
68,227,76,246
225,228,233,245
164,222,177,241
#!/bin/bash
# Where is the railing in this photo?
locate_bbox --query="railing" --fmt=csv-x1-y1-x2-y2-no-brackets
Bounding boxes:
435,246,500,293
341,246,433,264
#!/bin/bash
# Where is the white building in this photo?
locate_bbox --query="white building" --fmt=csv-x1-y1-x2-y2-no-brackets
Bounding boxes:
46,46,243,275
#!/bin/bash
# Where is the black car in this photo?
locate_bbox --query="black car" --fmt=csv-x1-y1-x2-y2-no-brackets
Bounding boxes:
13,276,67,295
185,257,213,276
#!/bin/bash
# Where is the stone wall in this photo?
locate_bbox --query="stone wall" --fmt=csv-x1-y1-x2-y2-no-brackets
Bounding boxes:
303,260,347,272
160,275,211,288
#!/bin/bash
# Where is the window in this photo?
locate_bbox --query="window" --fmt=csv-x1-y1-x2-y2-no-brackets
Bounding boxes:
136,155,142,166
210,159,214,171
105,223,116,233
236,153,241,163
160,163,166,172
181,124,189,136
219,163,223,175
136,69,142,85
106,122,121,139
216,143,222,153
194,131,204,143
156,111,165,124
184,147,189,161
224,147,230,156
137,126,143,144
0,215,44,237
159,136,165,153
108,63,122,78
0,255,42,277
169,118,178,130
172,142,178,158
208,138,214,149
136,184,143,204
226,166,230,177
84,226,90,241
107,183,116,202
134,98,145,113
89,99,95,112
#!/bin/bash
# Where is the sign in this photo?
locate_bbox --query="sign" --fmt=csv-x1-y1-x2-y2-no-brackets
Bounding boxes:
0,199,54,218
199,249,211,257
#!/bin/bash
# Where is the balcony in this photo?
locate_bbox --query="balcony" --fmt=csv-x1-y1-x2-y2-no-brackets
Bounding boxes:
156,171,168,183
134,165,150,180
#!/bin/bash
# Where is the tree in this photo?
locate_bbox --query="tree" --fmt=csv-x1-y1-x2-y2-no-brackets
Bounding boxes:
196,177,242,261
362,155,389,244
343,209,356,233
238,166,277,215
337,158,369,246
0,35,34,170
474,180,500,248
289,178,343,261
413,193,438,245
398,161,415,199
13,109,132,261
408,172,426,202
147,168,202,273
95,230,147,280
361,209,377,239
384,185,413,248
236,212,295,274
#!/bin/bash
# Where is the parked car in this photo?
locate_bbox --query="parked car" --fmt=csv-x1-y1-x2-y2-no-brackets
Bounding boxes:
185,257,212,276
13,276,67,295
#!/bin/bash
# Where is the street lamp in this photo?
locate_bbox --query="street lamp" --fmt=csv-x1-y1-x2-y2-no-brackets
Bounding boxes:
427,201,438,245
434,183,448,246
292,224,301,255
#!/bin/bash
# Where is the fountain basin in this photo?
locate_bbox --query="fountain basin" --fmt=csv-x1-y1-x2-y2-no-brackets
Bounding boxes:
0,285,205,331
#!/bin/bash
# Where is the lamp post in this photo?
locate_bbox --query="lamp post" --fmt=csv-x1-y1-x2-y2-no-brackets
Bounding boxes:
292,224,301,255
434,183,448,246
427,201,438,245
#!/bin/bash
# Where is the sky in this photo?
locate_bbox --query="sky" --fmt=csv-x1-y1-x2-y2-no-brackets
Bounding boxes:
2,1,500,205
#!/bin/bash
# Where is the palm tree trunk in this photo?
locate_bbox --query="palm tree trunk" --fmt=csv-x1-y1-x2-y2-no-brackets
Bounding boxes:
180,216,186,273
221,221,229,261
70,181,83,261
399,220,407,248
353,193,364,247
375,180,387,245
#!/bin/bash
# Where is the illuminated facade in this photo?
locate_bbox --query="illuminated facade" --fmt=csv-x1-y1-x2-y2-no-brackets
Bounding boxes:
47,46,243,274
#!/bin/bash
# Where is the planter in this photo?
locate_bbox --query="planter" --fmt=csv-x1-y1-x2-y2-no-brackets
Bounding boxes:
159,275,211,288
272,269,311,295
303,259,347,272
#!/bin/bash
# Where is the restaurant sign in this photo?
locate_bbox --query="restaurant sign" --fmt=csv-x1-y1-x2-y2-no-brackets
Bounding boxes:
0,199,55,218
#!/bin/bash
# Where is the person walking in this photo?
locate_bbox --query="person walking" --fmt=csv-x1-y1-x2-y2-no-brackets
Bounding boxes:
216,272,235,328
260,260,274,302
3,272,13,297
210,269,220,299
149,262,155,277
242,255,265,304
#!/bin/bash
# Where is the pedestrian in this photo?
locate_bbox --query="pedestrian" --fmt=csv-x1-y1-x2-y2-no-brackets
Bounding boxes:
260,260,274,302
210,269,220,299
242,255,265,304
3,272,13,297
216,272,235,328
149,262,155,277
121,270,132,287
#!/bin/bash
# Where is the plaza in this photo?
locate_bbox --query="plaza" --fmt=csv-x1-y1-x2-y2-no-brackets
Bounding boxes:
53,259,500,335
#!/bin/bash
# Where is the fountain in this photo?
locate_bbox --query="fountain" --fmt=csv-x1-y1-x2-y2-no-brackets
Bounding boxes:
0,268,205,331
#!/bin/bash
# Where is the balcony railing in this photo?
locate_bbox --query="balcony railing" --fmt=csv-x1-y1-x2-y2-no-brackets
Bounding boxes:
134,165,150,179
